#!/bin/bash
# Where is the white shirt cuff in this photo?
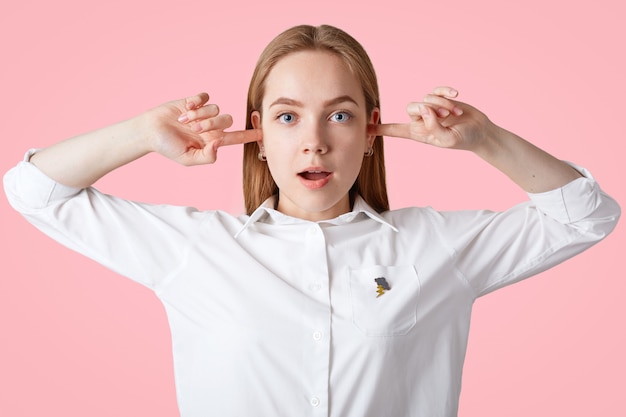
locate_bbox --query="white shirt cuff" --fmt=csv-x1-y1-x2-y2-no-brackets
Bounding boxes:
527,162,601,224
13,149,83,208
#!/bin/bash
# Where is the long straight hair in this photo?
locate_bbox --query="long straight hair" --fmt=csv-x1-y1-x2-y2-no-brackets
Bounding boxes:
243,25,389,215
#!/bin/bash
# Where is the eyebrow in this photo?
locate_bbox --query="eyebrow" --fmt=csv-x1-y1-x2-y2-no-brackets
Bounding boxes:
269,95,359,108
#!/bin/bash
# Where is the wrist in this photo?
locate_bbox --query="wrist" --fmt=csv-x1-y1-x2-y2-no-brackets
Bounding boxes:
469,121,505,159
130,111,160,154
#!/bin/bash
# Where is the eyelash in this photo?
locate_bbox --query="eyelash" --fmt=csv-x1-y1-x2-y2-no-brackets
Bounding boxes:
276,112,296,124
330,111,353,123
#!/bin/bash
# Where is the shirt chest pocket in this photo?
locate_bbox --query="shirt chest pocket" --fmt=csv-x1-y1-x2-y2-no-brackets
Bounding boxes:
349,265,421,337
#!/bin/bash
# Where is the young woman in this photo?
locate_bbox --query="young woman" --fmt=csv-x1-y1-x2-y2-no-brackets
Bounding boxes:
4,24,620,416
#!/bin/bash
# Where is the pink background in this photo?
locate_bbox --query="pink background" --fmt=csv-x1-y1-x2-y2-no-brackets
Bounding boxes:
1,0,624,415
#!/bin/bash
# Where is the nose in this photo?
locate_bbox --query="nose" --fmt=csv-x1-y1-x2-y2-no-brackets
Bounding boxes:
301,121,328,154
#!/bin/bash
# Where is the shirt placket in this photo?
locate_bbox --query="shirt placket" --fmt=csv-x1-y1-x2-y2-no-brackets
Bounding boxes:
302,223,331,416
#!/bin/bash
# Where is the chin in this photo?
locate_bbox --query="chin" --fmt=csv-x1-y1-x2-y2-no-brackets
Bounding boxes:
280,190,351,220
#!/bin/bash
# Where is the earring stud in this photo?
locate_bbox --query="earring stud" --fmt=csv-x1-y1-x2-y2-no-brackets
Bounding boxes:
258,146,267,162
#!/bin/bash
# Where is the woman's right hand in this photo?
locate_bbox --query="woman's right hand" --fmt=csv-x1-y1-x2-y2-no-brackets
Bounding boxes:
146,92,261,165
29,93,262,189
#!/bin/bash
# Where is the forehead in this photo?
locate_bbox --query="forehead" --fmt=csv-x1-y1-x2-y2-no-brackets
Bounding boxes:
262,50,364,108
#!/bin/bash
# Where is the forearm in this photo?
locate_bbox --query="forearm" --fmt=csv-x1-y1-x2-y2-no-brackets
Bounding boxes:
30,114,153,189
473,124,582,193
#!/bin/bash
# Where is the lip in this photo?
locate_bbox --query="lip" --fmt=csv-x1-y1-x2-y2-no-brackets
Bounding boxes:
297,166,333,190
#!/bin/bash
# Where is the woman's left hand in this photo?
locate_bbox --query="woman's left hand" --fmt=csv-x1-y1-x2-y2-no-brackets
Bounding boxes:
370,86,495,152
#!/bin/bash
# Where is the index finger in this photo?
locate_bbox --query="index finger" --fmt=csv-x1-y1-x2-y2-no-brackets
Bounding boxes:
221,128,263,146
369,123,412,139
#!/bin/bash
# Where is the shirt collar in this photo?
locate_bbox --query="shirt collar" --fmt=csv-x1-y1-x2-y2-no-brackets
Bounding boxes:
235,195,398,238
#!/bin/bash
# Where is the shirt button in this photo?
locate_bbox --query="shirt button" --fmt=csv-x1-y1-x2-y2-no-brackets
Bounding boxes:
310,397,320,407
309,282,322,292
307,226,318,236
312,331,323,341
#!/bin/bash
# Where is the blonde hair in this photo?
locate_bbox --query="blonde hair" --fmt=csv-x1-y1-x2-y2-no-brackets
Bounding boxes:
243,24,388,214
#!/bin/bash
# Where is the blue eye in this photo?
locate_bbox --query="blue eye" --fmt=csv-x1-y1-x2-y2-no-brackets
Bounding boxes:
278,113,296,124
330,111,352,123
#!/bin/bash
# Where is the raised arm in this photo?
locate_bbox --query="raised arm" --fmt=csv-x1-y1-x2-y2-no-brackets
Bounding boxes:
371,87,581,193
30,93,261,188
5,93,261,288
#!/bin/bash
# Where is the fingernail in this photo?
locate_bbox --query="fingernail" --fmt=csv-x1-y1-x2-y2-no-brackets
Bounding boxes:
453,107,463,116
178,113,189,123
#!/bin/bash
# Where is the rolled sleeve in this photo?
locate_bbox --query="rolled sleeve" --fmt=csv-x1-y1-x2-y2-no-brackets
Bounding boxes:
4,153,209,290
429,163,620,298
4,149,82,211
527,163,602,224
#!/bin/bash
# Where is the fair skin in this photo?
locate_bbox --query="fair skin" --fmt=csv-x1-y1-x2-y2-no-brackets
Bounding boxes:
250,51,379,221
371,89,582,193
30,50,581,221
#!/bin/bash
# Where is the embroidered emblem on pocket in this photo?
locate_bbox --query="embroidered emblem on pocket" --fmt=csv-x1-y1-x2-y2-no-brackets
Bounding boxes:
374,277,391,298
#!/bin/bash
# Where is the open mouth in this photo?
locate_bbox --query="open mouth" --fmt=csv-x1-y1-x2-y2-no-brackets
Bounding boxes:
297,170,333,189
298,170,331,181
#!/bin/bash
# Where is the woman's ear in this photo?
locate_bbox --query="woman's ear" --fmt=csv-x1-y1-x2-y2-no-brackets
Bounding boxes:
367,107,380,147
251,110,263,148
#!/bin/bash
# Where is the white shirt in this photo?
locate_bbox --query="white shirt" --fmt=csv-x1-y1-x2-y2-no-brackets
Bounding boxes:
4,152,620,417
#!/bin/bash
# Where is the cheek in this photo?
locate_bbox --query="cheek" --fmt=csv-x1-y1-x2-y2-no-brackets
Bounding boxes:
260,124,280,152
340,127,369,153
264,135,294,158
335,138,366,171
263,133,295,175
261,117,288,147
